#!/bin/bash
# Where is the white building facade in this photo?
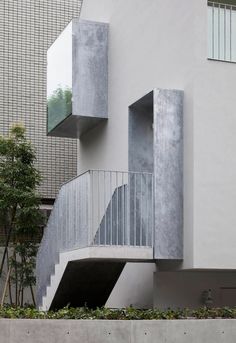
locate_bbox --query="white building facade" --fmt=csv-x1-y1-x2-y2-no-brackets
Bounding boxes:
37,0,236,310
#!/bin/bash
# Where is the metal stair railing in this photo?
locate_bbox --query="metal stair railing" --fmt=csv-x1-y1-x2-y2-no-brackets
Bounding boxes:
36,170,154,307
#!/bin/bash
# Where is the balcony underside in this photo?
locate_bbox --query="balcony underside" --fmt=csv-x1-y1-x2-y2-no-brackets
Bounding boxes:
48,114,107,138
41,246,153,311
47,20,108,138
51,260,125,310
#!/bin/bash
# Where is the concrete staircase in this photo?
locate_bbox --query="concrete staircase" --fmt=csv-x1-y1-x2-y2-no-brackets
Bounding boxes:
37,171,154,310
39,246,153,310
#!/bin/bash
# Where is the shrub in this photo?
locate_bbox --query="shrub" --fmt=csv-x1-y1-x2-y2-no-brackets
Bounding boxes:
1,306,236,320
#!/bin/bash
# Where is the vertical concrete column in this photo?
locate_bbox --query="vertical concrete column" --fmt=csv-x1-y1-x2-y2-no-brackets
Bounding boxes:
153,89,183,259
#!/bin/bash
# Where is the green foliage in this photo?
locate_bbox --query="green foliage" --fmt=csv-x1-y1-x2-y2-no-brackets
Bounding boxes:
0,306,236,320
0,125,41,219
47,86,72,132
0,124,44,306
10,242,38,288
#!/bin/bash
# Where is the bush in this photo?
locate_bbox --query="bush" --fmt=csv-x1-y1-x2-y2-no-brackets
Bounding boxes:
1,306,236,320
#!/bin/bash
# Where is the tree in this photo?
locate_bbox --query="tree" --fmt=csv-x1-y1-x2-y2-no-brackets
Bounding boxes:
0,124,44,307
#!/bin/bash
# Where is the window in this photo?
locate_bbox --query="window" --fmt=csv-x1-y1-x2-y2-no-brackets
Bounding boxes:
208,1,236,62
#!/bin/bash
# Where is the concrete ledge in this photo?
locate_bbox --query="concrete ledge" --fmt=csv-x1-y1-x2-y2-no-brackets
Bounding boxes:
1,319,236,343
64,246,154,262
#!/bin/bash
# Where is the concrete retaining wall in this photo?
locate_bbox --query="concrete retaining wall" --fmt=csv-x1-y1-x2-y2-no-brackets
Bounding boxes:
0,319,236,343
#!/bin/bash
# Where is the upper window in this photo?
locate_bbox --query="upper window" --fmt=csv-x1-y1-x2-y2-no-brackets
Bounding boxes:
208,0,236,62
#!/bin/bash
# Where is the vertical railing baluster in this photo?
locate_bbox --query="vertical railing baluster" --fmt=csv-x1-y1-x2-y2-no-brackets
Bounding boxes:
91,171,93,246
122,172,125,246
218,3,220,59
72,180,74,248
88,172,90,247
79,176,81,248
72,181,74,247
127,173,130,246
63,186,65,250
143,174,149,246
70,181,73,248
97,171,100,246
59,189,62,251
212,4,215,59
66,183,71,249
66,186,68,250
75,178,77,247
79,176,81,247
116,171,118,245
140,173,142,247
104,171,106,245
68,182,71,249
224,5,226,60
134,173,136,246
85,173,88,247
68,182,70,249
230,5,232,61
151,173,154,247
147,175,150,247
110,171,112,245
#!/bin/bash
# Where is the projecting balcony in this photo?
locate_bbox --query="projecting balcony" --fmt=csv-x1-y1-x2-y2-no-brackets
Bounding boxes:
47,19,108,138
36,170,154,310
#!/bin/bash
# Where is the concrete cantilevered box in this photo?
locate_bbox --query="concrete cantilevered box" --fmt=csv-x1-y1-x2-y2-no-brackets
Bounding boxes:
47,19,108,138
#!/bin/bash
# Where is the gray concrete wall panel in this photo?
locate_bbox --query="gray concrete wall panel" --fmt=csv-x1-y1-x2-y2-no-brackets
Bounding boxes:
73,19,108,119
1,319,236,343
128,89,183,260
154,89,183,260
129,91,154,174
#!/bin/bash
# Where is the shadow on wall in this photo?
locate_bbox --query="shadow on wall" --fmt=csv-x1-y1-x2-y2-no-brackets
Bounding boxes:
79,120,109,172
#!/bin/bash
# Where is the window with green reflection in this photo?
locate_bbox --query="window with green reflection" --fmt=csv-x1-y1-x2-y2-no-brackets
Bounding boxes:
47,86,72,132
47,21,72,133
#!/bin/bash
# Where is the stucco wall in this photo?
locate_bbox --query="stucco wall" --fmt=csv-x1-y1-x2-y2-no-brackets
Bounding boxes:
79,0,195,270
106,263,155,309
192,1,236,269
78,0,236,307
79,0,236,269
154,270,236,309
78,0,196,308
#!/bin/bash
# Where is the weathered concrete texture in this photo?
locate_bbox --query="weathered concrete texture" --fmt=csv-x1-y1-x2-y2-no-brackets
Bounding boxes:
49,19,108,138
73,19,108,136
129,91,154,174
132,320,236,343
48,114,106,139
128,89,183,260
1,319,236,343
154,89,183,260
